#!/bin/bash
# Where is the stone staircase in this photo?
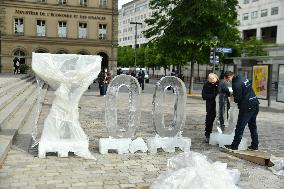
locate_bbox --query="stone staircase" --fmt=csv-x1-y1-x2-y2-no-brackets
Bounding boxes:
0,75,47,165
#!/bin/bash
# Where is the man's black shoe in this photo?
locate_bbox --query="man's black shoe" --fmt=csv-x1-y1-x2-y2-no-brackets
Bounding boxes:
224,145,238,150
248,146,258,151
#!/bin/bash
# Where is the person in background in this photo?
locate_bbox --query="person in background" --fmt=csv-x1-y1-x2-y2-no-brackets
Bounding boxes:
202,73,219,143
13,57,20,74
223,71,259,150
130,69,136,77
137,68,145,91
218,72,231,132
98,68,111,96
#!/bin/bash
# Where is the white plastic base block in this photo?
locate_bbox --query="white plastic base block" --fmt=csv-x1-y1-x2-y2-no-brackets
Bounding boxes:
38,139,95,159
147,135,191,154
99,137,132,154
99,137,148,154
129,137,148,153
209,132,248,150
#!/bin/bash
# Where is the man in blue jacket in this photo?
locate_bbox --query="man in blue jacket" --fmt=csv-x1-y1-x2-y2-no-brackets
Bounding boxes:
224,71,259,150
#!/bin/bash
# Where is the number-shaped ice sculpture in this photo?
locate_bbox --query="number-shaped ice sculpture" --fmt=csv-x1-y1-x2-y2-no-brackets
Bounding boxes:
152,76,187,137
105,75,141,138
32,53,102,159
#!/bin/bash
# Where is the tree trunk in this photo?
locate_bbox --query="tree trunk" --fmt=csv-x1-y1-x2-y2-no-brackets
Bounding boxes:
189,60,195,94
197,63,200,82
164,66,167,76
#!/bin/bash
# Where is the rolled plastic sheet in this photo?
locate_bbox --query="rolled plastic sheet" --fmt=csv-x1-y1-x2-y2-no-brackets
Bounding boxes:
152,76,186,137
105,74,141,138
32,53,102,159
150,151,241,189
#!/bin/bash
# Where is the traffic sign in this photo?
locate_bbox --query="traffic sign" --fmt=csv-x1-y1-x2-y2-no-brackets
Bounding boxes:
216,48,232,53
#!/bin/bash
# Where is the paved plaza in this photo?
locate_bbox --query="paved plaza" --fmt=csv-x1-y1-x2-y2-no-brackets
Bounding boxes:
0,81,283,189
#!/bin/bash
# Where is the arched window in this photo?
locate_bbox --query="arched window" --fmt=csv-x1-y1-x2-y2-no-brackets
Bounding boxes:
13,49,26,64
35,48,49,53
55,50,68,54
77,51,90,55
97,52,108,69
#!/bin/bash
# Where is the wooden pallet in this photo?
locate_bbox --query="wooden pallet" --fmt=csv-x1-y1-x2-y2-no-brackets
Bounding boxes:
220,148,284,167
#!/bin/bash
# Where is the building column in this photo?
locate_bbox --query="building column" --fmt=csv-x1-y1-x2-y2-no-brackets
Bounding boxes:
277,24,284,44
256,28,261,40
111,0,118,75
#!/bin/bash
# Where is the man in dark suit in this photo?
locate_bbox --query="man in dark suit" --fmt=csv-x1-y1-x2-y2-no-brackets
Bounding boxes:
224,71,259,150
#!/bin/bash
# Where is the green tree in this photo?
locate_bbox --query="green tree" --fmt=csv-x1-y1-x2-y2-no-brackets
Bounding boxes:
241,37,268,57
144,0,240,93
117,46,134,67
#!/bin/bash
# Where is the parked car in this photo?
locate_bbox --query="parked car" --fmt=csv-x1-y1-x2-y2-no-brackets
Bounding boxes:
119,67,149,83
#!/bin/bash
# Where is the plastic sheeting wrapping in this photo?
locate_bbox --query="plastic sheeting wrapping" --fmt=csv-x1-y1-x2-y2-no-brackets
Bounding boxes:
31,77,45,147
32,53,102,159
150,151,241,189
152,76,187,137
269,155,284,176
105,75,141,138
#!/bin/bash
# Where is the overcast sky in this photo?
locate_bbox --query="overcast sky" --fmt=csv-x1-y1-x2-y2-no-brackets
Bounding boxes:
118,0,133,9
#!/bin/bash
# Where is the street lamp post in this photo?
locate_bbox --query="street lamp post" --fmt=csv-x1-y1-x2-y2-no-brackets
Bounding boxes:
213,36,219,73
130,22,142,68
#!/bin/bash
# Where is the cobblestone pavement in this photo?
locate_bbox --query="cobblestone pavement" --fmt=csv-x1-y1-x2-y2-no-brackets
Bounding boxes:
0,83,283,189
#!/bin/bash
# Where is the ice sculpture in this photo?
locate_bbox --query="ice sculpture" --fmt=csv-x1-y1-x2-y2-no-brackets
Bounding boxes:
105,74,141,138
32,53,102,159
152,76,187,137
100,74,145,154
210,96,248,150
148,76,191,153
31,77,45,148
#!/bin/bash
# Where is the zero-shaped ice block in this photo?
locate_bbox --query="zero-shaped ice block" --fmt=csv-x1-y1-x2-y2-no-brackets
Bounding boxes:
152,76,186,137
105,74,141,138
32,53,102,159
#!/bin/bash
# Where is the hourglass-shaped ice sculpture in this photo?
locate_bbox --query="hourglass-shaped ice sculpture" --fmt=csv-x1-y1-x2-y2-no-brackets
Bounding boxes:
32,53,102,159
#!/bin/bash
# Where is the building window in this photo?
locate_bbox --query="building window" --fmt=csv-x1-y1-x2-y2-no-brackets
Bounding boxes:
80,0,87,6
251,11,258,19
14,18,24,35
58,0,67,5
243,13,249,20
79,23,87,38
37,20,46,37
98,24,107,40
58,21,67,37
99,0,107,8
243,0,249,4
261,9,268,17
261,26,277,44
36,0,46,2
271,7,279,15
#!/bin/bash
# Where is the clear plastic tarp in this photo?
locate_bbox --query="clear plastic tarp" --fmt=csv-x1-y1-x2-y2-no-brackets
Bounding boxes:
105,75,141,138
32,53,102,159
150,151,241,189
152,76,187,137
269,155,284,176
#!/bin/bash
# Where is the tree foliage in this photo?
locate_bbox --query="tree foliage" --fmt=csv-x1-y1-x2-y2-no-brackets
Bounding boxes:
240,37,268,57
144,0,241,64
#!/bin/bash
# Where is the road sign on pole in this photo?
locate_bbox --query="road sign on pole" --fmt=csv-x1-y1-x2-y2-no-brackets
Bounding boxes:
216,48,232,53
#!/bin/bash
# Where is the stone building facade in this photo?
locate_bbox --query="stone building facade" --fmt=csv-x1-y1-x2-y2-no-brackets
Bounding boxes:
0,0,118,74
